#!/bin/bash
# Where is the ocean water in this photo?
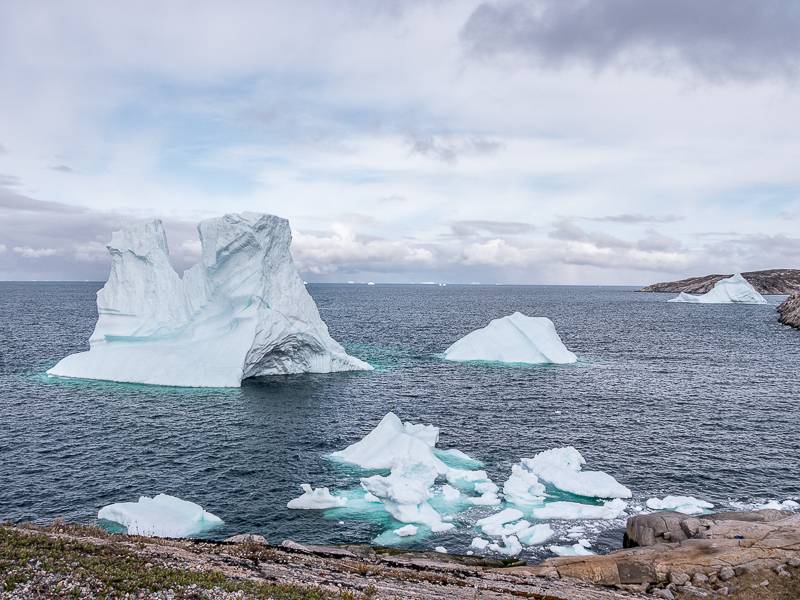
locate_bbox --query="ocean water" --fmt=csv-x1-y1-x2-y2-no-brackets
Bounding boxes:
1,282,798,557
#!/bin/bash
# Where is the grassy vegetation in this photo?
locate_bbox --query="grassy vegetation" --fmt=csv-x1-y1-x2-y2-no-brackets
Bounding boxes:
0,525,364,599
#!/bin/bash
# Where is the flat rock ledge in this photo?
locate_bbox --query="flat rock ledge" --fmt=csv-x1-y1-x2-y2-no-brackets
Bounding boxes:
778,293,800,329
520,510,800,599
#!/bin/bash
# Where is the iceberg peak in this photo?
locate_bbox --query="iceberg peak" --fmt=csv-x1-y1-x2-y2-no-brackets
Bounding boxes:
668,273,768,304
48,213,371,387
443,312,577,365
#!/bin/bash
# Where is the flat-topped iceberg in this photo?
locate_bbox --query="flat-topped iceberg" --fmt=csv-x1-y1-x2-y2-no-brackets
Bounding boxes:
47,213,371,387
97,493,223,537
668,273,768,304
443,312,577,364
287,484,347,510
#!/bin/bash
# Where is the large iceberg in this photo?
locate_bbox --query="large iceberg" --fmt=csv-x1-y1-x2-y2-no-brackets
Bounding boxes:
443,312,577,364
97,493,223,537
668,273,768,304
523,447,631,499
47,213,371,387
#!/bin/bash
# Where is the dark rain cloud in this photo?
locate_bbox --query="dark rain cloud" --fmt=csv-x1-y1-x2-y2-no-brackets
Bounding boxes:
461,0,800,82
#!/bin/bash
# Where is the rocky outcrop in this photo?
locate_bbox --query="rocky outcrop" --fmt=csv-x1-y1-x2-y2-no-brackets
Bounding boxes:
641,269,800,295
778,293,800,329
522,510,800,598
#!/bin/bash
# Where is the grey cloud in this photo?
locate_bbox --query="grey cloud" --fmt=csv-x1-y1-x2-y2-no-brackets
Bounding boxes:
407,134,504,163
449,219,536,239
461,0,800,82
586,213,684,224
51,165,73,173
701,232,800,270
549,219,630,249
0,174,21,187
636,229,683,253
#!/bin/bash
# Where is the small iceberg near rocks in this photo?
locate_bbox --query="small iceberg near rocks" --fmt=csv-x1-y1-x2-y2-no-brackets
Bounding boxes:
48,213,371,387
548,538,594,556
97,493,223,537
668,273,768,304
443,312,577,364
646,495,713,515
523,447,632,499
287,485,347,510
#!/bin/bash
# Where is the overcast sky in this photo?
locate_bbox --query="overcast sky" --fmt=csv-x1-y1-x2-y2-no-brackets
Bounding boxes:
1,0,799,284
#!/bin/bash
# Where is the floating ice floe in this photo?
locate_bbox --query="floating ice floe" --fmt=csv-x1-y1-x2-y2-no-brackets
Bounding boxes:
394,525,418,537
98,493,223,537
756,499,800,511
434,546,447,553
646,495,713,515
443,312,577,365
523,447,632,499
668,273,768,305
488,535,523,557
531,499,628,520
548,538,594,557
47,214,371,387
291,412,633,554
287,485,347,510
330,412,447,473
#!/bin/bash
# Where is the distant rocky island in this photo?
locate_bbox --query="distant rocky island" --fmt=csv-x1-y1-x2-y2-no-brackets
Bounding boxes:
640,269,800,295
779,294,800,329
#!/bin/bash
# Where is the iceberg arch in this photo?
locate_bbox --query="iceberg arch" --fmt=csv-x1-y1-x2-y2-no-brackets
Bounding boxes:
48,213,371,387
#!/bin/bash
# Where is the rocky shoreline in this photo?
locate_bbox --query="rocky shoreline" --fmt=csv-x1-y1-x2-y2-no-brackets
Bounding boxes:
3,509,800,599
778,294,800,329
640,270,800,295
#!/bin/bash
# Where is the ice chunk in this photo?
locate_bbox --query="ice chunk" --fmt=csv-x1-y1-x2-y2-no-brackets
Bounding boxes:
360,461,446,528
97,493,223,537
517,523,554,546
287,484,347,510
468,492,502,506
470,537,490,550
523,447,631,499
363,492,381,503
443,312,577,364
531,499,627,520
48,214,371,387
440,484,461,502
502,462,546,505
331,413,447,473
646,495,713,515
434,546,447,553
756,499,800,511
431,522,455,533
668,273,768,304
394,525,418,537
548,539,593,556
488,535,523,557
476,508,524,536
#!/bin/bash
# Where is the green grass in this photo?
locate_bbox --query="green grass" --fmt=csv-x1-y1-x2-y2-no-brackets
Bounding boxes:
0,525,362,599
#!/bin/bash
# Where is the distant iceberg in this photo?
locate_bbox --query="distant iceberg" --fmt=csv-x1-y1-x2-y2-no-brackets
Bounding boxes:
443,312,577,364
668,273,768,304
97,493,223,537
47,213,371,387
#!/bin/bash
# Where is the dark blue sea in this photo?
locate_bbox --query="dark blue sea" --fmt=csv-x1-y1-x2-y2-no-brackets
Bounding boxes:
1,282,798,557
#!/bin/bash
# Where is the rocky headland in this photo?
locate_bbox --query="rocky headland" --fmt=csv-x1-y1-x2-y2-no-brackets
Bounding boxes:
778,294,800,329
3,509,800,599
640,270,800,295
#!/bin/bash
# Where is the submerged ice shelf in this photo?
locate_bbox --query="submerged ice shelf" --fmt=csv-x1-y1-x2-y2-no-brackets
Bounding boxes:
668,273,768,305
48,213,371,387
288,412,637,558
443,312,577,365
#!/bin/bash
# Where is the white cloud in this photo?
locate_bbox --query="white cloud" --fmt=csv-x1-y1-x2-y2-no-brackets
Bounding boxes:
12,246,59,258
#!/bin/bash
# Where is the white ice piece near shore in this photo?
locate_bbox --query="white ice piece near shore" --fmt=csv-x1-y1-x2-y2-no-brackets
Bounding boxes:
646,495,713,515
667,273,768,305
97,494,223,537
443,312,577,364
287,485,347,510
548,539,594,557
531,499,628,520
48,213,371,387
523,447,631,499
